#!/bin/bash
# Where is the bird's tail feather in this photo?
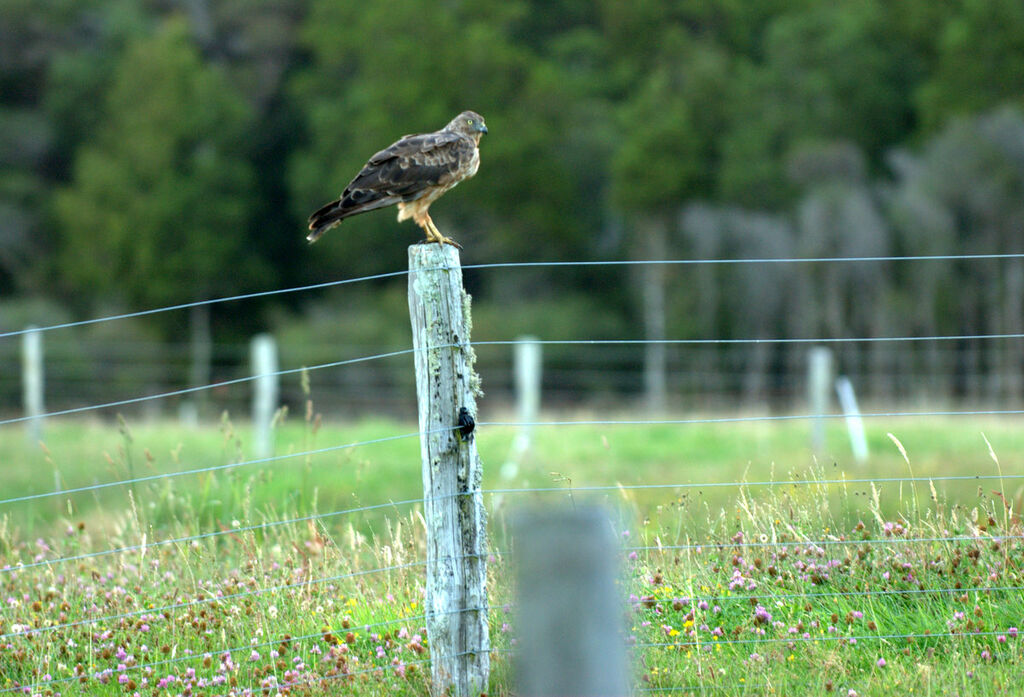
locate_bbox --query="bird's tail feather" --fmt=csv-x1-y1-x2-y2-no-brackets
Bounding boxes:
306,200,346,243
307,193,402,243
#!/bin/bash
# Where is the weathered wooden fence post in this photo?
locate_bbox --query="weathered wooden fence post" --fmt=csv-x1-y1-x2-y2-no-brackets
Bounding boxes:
250,333,278,459
808,346,834,453
22,326,44,443
501,335,541,481
513,506,629,696
835,376,869,463
408,243,489,696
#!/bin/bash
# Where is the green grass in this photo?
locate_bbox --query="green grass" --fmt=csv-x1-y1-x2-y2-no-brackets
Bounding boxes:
4,411,1023,532
1,411,1023,695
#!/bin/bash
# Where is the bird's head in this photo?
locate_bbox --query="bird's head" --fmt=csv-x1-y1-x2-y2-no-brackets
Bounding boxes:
448,111,488,141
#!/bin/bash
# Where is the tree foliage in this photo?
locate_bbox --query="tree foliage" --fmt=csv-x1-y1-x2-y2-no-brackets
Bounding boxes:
1,0,1023,400
55,18,260,313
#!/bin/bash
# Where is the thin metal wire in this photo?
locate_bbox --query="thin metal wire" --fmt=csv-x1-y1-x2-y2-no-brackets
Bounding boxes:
462,252,1024,272
5,251,1024,340
4,471,1017,569
637,687,769,694
480,408,1024,430
634,627,1010,651
0,345,420,427
287,646,495,695
0,559,428,642
0,548,504,645
0,269,413,340
0,427,440,506
475,333,1024,347
0,497,424,573
624,535,1015,555
483,472,1024,497
7,407,1018,501
4,559,1009,691
0,602,500,694
0,645,438,695
0,615,422,693
626,584,1024,606
9,328,1024,428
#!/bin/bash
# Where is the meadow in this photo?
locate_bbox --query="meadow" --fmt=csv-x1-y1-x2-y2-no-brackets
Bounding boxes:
2,409,1024,696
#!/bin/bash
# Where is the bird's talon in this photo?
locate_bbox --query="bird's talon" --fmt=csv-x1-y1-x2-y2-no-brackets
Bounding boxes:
440,236,462,250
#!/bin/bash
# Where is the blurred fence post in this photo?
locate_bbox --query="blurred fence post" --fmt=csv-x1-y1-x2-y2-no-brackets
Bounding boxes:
22,326,44,443
808,347,833,452
513,507,628,697
501,336,541,480
835,376,869,463
251,334,278,459
188,303,212,420
408,243,489,696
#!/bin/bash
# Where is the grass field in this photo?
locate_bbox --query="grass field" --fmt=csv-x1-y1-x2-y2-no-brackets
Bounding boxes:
2,409,1024,695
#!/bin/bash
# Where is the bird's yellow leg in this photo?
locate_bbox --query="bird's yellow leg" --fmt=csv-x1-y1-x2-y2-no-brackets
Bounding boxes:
414,217,439,244
426,214,462,250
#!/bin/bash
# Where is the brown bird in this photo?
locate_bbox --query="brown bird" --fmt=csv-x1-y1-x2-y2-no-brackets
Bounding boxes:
307,111,487,248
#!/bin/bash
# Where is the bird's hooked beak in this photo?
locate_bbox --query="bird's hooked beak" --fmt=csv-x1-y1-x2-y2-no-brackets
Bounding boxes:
477,122,488,135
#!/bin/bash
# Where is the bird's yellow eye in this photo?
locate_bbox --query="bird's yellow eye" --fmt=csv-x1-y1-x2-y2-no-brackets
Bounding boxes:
467,119,474,125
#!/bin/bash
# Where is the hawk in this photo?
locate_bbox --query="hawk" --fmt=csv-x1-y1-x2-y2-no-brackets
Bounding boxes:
307,110,488,248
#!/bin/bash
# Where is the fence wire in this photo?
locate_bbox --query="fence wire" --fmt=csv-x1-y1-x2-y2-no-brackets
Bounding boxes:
4,472,1020,571
0,558,430,642
480,408,1024,430
0,600,497,694
2,407,1024,505
0,428,437,506
7,330,1024,429
4,251,1024,341
4,405,1020,509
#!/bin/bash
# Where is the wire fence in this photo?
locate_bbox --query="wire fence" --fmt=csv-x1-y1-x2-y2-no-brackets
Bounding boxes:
5,251,1024,418
2,252,1023,694
4,335,1024,425
6,250,1024,340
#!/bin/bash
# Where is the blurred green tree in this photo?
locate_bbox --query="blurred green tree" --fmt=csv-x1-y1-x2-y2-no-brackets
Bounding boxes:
0,0,147,293
917,0,1024,133
56,17,260,310
718,0,923,208
606,26,733,410
54,17,262,403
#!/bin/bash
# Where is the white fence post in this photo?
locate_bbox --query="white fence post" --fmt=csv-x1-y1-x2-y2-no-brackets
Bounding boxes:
513,507,629,696
835,376,869,463
502,336,541,480
808,346,833,453
251,333,278,459
408,243,489,696
22,326,44,443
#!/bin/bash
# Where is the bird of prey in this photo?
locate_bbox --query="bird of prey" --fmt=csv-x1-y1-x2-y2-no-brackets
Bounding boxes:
307,110,487,248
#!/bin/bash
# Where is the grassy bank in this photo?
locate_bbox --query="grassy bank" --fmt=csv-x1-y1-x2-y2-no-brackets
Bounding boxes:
1,413,1023,694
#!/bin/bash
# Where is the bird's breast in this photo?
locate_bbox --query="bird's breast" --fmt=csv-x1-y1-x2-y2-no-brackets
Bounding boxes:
466,147,480,179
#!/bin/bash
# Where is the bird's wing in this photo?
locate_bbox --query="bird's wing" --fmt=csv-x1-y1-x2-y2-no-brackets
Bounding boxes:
356,131,475,199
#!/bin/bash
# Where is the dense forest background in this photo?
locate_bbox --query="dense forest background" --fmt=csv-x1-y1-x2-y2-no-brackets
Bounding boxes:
3,0,1024,416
